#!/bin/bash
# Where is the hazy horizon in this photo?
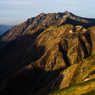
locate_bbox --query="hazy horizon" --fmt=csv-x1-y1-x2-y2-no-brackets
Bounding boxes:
0,0,95,25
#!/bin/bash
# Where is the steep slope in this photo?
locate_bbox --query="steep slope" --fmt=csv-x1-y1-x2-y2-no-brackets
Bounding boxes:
0,23,95,95
1,12,95,95
49,54,95,95
0,11,95,47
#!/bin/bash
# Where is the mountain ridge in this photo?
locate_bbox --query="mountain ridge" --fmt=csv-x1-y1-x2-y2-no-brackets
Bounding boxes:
0,11,95,48
1,11,95,95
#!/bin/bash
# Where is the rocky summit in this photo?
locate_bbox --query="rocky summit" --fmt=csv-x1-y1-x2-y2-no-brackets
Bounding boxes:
1,11,95,95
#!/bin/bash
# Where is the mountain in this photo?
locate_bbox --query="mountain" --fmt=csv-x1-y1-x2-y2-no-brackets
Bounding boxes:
0,24,14,35
1,11,95,95
0,11,95,48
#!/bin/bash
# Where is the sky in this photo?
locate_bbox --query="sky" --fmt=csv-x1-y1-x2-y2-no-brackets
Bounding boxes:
0,0,95,25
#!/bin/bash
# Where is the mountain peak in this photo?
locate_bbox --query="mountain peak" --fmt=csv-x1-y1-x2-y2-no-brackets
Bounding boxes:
64,11,70,14
39,12,46,16
63,11,74,16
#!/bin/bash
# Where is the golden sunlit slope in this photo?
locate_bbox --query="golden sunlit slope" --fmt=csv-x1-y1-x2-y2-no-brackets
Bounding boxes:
0,23,95,95
1,11,95,95
49,54,95,95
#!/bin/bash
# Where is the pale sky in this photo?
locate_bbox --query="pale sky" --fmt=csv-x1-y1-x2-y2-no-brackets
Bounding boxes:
0,0,95,25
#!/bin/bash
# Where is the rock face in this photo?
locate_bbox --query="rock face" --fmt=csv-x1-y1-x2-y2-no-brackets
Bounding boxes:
0,11,95,95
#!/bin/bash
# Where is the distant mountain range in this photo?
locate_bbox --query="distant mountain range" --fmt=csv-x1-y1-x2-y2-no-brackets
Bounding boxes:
1,11,95,95
0,24,14,35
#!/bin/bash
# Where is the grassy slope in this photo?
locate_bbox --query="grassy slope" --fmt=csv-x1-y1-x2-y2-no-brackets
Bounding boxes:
49,55,95,95
49,79,95,95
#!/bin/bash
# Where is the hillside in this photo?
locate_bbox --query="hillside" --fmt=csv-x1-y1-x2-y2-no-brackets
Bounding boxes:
0,11,95,95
